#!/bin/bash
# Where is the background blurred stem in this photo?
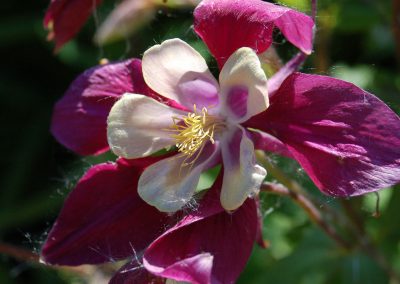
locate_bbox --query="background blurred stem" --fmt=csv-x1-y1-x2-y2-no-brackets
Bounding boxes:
257,150,400,282
0,242,95,277
261,182,351,250
341,200,400,283
313,7,333,73
311,0,317,22
0,242,38,263
256,151,308,197
259,47,284,76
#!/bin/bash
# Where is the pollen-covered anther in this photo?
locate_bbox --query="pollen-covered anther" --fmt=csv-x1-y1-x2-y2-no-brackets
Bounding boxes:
170,105,224,165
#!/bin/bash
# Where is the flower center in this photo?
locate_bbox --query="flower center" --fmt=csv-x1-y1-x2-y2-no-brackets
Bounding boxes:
170,105,224,166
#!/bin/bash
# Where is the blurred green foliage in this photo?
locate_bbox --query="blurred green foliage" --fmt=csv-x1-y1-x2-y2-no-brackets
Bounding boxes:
0,0,399,283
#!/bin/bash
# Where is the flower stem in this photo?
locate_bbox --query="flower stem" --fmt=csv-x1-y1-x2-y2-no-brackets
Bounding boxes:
0,242,39,262
259,46,284,75
255,151,307,196
0,242,96,276
260,182,352,250
340,200,400,283
312,0,317,23
256,151,400,282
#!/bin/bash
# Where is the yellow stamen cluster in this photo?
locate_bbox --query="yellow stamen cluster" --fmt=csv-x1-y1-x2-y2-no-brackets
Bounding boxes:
170,105,224,166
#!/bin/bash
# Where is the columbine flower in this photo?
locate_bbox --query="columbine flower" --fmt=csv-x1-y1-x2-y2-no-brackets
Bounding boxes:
106,38,268,212
42,0,400,283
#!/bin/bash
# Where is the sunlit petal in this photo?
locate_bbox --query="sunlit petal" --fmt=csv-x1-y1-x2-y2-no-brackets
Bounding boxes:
107,93,186,159
142,38,219,109
219,47,269,123
220,127,266,211
138,143,219,212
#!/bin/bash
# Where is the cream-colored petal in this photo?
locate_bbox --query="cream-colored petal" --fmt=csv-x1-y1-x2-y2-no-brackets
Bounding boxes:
219,47,269,123
220,127,267,211
142,38,219,109
94,0,155,45
107,93,186,158
138,143,219,212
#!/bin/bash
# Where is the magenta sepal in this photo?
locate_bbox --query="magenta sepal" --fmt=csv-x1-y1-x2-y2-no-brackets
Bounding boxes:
194,0,314,68
143,174,259,284
41,156,177,265
245,73,400,196
44,0,102,51
51,59,152,156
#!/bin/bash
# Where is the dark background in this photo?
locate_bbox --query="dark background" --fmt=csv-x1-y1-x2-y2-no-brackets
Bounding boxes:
1,0,399,283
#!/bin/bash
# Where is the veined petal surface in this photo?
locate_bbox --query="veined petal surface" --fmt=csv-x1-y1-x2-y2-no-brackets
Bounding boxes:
143,177,258,284
41,157,175,265
194,0,314,68
246,73,400,196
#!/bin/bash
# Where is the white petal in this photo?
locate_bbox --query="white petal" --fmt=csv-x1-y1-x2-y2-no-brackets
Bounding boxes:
142,38,219,109
107,93,187,158
220,127,267,211
219,47,269,122
139,143,219,212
